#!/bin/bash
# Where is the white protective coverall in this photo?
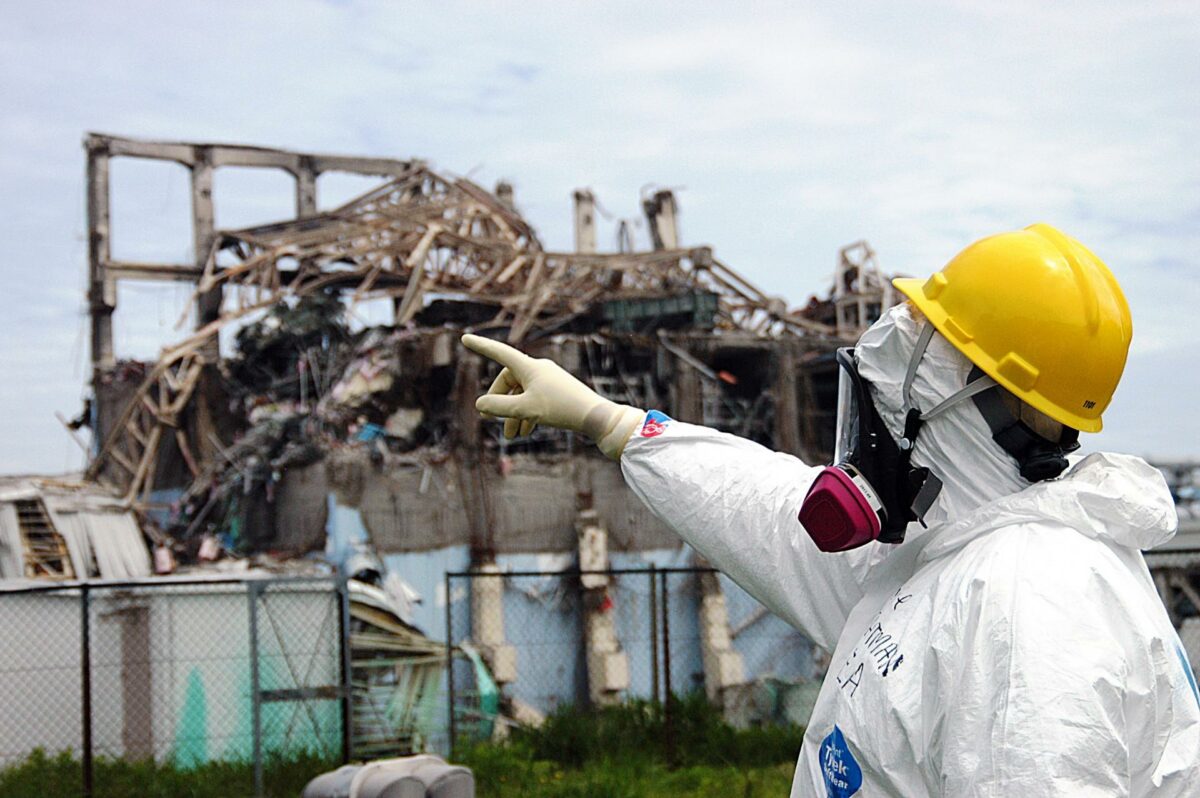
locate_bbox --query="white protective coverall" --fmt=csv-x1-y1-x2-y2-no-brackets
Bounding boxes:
620,304,1200,796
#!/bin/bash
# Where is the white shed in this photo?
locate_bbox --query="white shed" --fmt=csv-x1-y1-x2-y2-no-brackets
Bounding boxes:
0,575,344,767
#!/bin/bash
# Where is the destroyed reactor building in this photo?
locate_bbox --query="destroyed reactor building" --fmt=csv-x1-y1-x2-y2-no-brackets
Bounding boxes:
78,133,900,720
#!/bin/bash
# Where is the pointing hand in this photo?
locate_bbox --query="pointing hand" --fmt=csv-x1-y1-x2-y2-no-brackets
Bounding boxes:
461,334,645,460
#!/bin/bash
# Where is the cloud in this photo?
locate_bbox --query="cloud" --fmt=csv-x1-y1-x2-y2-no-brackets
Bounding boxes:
0,0,1197,472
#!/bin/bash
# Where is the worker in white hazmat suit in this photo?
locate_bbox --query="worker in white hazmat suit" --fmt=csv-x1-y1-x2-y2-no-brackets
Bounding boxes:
461,223,1200,796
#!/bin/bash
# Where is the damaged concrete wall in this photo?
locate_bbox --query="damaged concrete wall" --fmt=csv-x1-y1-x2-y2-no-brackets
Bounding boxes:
274,461,330,554
326,453,679,554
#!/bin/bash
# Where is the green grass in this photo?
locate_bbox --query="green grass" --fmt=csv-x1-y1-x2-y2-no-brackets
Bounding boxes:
0,696,803,797
502,692,804,769
0,748,337,798
462,744,795,798
458,693,803,797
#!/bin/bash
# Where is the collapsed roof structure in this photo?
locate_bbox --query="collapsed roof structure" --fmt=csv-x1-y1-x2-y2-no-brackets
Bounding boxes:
0,477,151,581
77,133,893,568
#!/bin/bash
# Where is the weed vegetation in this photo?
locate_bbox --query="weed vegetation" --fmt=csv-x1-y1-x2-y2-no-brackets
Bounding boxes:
0,748,336,798
0,696,803,797
461,693,804,797
463,746,795,798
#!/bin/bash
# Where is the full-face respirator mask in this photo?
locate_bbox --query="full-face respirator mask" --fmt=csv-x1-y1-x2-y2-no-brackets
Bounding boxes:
797,323,1080,553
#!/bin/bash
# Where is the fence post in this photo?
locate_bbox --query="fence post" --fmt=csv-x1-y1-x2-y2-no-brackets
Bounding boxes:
248,581,263,798
444,571,456,760
80,583,93,798
648,565,658,704
660,570,675,767
337,574,353,764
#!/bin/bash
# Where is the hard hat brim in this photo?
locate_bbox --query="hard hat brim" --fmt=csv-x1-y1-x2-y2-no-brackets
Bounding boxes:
892,277,1103,434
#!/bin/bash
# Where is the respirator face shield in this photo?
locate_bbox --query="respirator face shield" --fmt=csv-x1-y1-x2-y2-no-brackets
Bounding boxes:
798,321,1083,554
799,344,944,552
799,323,1010,553
832,354,858,465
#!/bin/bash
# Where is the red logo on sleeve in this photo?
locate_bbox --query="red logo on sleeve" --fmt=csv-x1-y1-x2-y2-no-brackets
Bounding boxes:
640,410,672,438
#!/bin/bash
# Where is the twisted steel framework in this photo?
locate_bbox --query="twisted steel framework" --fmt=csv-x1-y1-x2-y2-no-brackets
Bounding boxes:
85,139,835,503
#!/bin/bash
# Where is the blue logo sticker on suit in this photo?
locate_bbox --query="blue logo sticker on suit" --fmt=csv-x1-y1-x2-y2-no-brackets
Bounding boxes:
640,409,672,438
820,725,862,798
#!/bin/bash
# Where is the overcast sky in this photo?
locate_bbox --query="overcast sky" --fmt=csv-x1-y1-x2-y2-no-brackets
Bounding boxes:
1,0,1197,474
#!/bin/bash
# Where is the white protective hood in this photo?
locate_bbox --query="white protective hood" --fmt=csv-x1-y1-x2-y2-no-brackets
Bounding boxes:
854,302,1177,554
854,302,1029,526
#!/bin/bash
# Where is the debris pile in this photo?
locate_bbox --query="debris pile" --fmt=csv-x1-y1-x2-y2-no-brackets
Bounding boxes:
166,296,451,560
73,135,908,572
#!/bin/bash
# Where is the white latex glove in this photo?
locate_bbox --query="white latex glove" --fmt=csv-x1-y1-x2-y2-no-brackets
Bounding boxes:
461,334,645,460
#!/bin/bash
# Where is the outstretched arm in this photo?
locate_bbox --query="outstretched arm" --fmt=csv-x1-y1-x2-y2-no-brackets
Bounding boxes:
619,417,871,650
461,334,871,650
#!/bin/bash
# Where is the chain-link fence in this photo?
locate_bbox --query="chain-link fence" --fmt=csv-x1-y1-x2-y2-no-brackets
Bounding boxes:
1,567,823,790
443,566,823,756
0,576,350,797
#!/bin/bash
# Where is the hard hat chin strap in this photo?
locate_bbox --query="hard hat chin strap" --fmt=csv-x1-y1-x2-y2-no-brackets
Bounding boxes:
894,322,1008,523
900,323,999,436
902,322,1080,484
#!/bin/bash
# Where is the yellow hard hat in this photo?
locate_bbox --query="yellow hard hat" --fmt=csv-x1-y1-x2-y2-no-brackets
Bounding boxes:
892,224,1131,433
